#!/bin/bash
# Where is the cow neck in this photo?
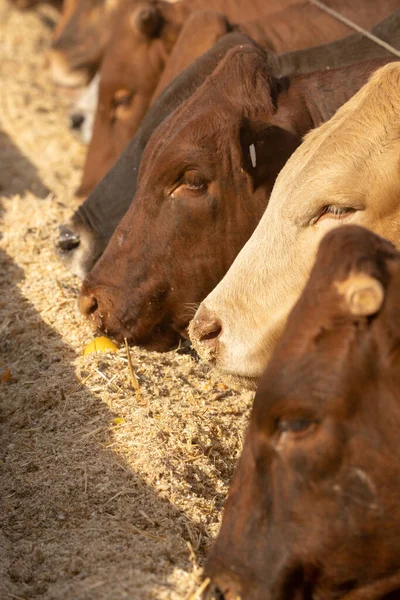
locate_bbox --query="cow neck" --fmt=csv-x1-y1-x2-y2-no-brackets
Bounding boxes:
286,57,397,133
276,11,400,77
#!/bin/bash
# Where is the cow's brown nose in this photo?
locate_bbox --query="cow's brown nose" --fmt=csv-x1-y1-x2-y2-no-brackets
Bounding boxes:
190,306,222,357
78,292,98,317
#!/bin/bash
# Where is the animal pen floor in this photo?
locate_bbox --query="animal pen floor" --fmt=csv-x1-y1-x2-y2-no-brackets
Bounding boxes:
0,3,253,598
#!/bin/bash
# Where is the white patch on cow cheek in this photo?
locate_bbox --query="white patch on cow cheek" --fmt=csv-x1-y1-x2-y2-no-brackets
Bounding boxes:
249,144,257,168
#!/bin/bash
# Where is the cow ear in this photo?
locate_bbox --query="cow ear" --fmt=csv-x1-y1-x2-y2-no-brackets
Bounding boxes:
132,4,164,39
336,273,384,316
240,121,301,192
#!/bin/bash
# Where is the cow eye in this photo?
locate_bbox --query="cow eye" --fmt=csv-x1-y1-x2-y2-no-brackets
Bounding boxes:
113,89,133,107
112,90,134,122
170,171,207,198
314,206,356,224
277,417,316,436
182,171,207,191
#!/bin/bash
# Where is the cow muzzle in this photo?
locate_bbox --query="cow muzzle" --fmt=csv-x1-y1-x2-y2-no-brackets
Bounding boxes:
48,49,91,87
79,290,98,318
78,280,132,341
189,304,222,362
79,283,103,330
202,583,225,599
69,112,85,131
202,572,244,600
56,225,81,253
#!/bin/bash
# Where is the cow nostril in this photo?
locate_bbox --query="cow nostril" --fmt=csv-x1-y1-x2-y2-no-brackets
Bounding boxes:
199,321,222,345
204,584,225,600
69,112,85,130
79,293,99,317
57,226,80,252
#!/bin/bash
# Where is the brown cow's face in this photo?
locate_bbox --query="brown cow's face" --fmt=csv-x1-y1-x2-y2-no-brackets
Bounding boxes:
78,46,301,350
206,226,400,600
77,2,181,196
50,0,119,87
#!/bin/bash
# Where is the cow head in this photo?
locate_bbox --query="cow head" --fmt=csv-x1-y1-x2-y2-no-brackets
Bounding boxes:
78,45,300,350
205,225,400,600
76,0,183,196
55,31,255,280
189,62,400,387
49,0,115,87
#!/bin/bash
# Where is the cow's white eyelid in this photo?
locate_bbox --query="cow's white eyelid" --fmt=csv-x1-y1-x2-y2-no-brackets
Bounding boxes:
310,205,356,225
325,205,355,217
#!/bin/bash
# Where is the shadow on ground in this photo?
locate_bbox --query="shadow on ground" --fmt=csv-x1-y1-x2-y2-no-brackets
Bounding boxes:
0,242,206,599
0,129,50,198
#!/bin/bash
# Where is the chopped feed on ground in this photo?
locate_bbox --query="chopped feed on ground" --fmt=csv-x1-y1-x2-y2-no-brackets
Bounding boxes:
0,3,253,599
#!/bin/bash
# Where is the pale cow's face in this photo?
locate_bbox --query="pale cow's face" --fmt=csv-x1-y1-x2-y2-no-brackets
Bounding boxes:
190,63,400,387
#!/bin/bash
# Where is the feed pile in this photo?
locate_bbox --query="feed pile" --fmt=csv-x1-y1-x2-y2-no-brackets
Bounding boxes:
0,3,253,598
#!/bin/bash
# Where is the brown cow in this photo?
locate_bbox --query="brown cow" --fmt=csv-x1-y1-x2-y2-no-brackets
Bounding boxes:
56,10,400,280
78,46,396,351
49,0,296,87
76,6,230,195
78,0,400,195
57,32,262,278
49,0,103,87
75,0,303,195
204,225,400,600
188,62,400,388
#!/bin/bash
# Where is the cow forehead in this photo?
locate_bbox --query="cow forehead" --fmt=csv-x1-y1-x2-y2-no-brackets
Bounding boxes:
141,104,240,177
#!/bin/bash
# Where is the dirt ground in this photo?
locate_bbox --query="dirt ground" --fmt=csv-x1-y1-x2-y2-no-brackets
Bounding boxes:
0,3,254,599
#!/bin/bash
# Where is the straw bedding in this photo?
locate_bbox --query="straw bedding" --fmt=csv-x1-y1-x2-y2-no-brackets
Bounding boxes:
0,2,253,598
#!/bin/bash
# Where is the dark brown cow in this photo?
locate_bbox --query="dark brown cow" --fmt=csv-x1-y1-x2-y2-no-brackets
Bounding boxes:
78,47,396,351
55,10,400,279
204,225,400,600
57,32,262,278
78,0,400,195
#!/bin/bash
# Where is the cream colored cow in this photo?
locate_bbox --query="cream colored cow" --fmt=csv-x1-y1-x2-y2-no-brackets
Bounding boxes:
190,61,400,388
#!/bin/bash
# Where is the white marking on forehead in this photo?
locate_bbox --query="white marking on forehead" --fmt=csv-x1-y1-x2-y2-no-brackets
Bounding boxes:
249,144,256,168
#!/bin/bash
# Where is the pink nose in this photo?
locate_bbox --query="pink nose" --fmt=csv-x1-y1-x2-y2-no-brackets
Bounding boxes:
190,305,222,358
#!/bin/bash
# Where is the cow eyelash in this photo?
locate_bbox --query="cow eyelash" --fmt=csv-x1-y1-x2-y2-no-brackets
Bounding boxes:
183,175,206,190
316,205,356,223
169,172,207,198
